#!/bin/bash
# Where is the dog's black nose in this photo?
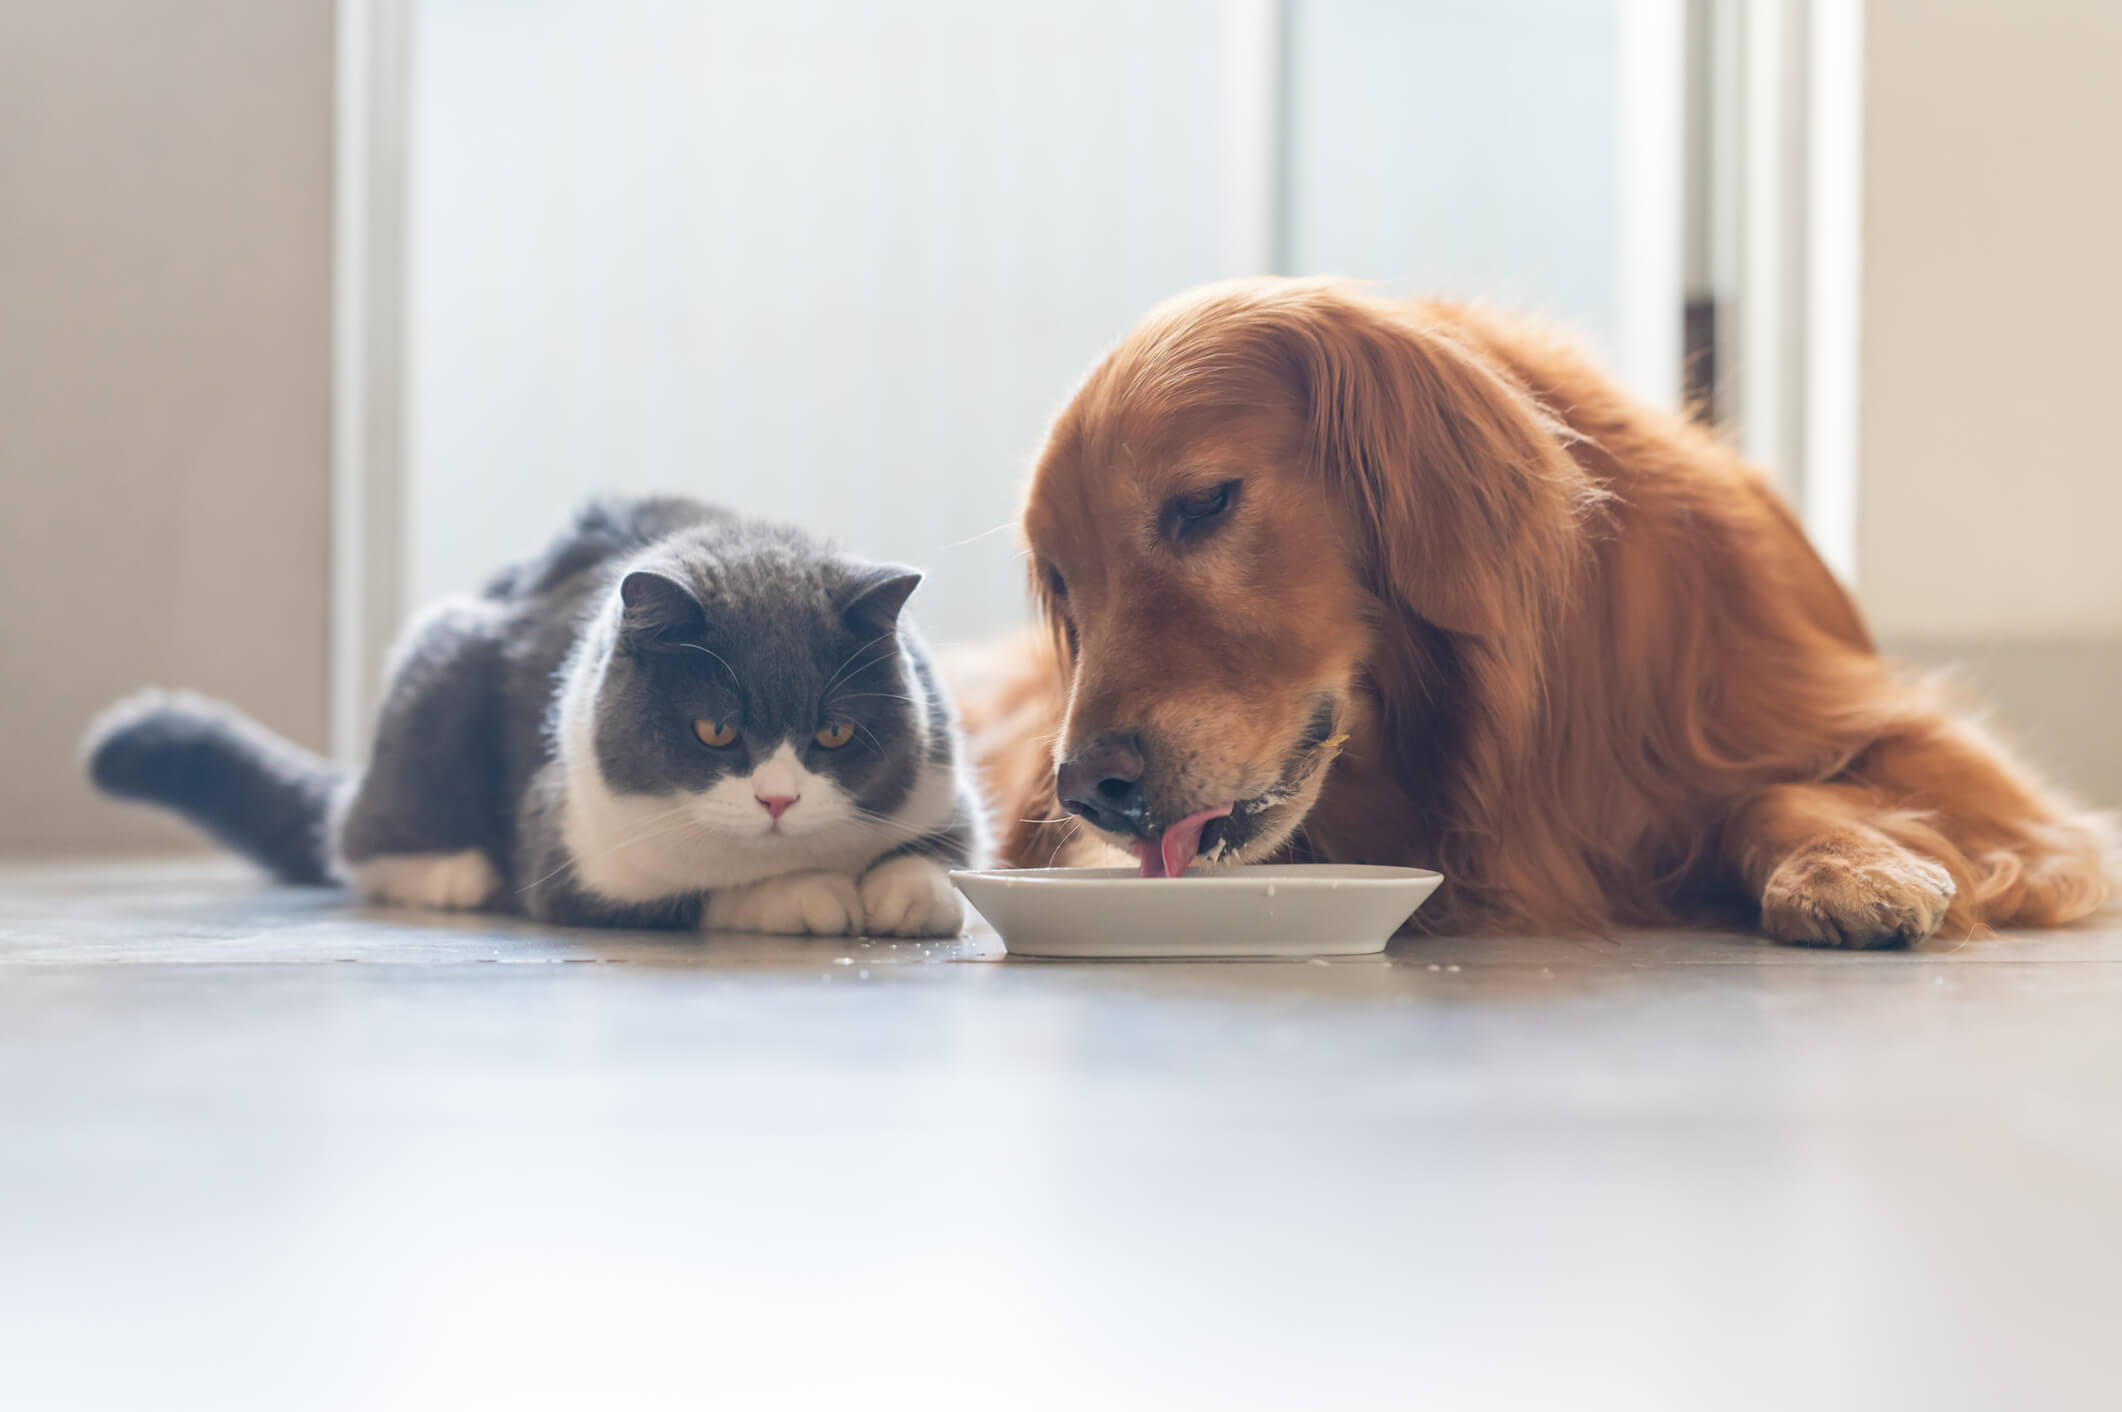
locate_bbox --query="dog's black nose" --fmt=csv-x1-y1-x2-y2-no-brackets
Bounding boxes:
1056,731,1149,836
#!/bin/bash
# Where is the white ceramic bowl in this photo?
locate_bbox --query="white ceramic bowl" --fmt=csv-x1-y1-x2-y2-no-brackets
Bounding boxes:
949,863,1444,959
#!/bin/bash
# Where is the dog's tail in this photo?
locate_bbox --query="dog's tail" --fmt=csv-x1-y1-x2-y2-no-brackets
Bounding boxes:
83,690,345,884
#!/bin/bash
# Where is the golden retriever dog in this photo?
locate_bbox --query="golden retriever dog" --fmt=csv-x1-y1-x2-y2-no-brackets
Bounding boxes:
957,278,2116,945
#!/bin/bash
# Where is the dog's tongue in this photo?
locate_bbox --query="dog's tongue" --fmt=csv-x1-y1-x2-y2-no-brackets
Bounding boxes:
1135,803,1236,878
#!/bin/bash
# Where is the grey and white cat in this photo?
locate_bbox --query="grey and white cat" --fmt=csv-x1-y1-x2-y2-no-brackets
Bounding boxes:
85,497,988,935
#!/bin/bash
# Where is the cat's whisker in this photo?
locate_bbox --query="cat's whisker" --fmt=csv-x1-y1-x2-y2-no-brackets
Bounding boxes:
674,641,740,688
821,635,887,692
941,519,1018,551
821,633,901,695
848,806,947,839
514,800,707,896
848,809,961,849
1044,815,1089,868
555,809,718,883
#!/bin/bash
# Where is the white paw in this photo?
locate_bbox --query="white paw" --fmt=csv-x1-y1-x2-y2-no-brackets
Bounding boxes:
703,869,864,936
348,849,500,910
858,855,965,937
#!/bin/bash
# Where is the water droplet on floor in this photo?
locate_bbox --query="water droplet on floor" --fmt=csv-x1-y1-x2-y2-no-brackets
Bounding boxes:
833,957,853,966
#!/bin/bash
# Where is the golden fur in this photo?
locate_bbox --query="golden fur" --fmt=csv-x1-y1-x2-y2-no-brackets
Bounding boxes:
956,279,2117,945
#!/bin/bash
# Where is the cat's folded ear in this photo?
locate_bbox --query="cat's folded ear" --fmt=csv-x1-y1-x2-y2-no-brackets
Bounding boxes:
837,563,923,636
618,569,707,647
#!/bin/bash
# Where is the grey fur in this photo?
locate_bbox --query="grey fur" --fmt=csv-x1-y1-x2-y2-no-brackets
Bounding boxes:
84,689,340,884
83,496,988,929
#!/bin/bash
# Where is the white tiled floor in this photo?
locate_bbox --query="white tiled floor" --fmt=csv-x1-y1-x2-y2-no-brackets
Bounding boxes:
3,859,2119,1411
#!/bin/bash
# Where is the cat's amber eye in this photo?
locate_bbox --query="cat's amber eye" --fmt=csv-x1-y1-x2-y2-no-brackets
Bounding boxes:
814,721,855,750
693,719,739,749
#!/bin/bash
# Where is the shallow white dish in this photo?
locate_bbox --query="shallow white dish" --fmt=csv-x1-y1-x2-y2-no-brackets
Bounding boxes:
949,863,1444,960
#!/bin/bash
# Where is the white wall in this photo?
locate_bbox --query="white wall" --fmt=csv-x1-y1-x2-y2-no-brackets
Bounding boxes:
1856,0,2122,640
404,0,1637,647
0,1,333,856
1287,0,1625,356
1855,0,2122,805
406,0,1238,649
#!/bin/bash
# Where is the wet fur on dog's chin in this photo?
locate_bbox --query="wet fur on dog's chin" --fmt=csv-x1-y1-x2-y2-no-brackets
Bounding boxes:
1212,732,1346,864
956,278,2119,940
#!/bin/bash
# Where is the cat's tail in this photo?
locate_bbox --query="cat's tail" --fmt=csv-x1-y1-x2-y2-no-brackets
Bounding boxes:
82,690,346,885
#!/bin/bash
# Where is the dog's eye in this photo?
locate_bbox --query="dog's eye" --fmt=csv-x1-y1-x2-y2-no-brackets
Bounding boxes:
1164,480,1240,540
1046,566,1068,600
1178,483,1233,519
694,719,739,749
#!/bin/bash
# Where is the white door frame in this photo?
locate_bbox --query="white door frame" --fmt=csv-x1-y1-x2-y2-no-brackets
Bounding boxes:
1732,0,1864,584
1799,0,1863,587
1619,0,1689,409
332,0,409,765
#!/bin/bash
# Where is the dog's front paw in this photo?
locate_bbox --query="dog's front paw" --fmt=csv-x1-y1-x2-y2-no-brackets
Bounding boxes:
703,870,864,936
1760,838,1957,949
858,855,964,937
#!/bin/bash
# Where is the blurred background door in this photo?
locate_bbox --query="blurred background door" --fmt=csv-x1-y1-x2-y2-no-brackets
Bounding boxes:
397,0,1678,655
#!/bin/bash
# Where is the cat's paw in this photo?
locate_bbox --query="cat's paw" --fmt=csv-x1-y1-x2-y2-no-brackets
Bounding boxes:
858,855,965,937
348,849,500,910
703,869,864,936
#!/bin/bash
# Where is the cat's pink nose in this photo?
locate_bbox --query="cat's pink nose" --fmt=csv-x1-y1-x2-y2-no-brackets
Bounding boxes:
755,794,797,820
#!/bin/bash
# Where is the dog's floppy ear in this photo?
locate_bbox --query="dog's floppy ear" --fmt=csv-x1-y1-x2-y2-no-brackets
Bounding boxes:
1265,290,1605,640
